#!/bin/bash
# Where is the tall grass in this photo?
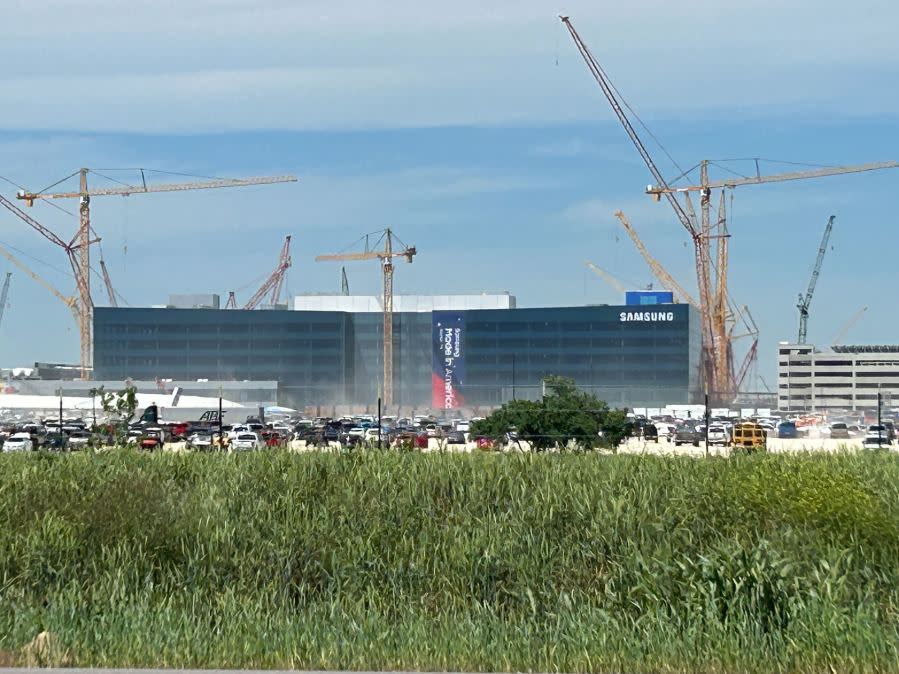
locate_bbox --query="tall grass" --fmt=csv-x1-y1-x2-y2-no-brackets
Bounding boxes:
0,450,897,672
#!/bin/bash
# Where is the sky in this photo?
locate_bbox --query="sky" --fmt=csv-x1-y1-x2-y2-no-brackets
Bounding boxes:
1,0,898,389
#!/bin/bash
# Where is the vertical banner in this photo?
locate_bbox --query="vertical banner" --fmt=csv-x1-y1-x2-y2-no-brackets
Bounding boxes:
432,311,465,409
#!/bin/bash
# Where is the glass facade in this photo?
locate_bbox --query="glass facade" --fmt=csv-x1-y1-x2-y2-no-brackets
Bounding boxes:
94,303,700,409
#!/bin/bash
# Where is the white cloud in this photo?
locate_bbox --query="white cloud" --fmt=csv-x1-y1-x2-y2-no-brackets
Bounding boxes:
0,0,896,132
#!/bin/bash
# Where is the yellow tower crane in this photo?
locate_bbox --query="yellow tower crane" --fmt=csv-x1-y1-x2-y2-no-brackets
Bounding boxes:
613,211,698,307
14,169,297,377
316,228,416,406
560,14,899,402
0,242,80,324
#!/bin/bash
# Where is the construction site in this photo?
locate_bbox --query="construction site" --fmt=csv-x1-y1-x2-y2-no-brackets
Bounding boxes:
0,16,896,416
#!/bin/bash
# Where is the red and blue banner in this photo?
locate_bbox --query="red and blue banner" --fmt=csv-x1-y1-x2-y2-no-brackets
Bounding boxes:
432,312,465,409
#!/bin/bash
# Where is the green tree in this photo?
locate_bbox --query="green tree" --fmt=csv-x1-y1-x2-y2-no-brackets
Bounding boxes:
92,385,138,445
470,376,632,451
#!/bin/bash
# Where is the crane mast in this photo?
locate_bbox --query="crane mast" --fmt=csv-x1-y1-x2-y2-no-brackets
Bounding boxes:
797,215,835,344
560,16,717,394
562,15,898,401
316,228,416,406
14,169,297,378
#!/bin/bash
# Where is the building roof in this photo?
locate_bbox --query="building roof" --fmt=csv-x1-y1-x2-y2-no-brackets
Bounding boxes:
293,293,517,313
832,345,899,353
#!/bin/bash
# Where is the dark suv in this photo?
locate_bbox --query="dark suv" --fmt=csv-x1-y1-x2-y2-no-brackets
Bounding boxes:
673,425,700,447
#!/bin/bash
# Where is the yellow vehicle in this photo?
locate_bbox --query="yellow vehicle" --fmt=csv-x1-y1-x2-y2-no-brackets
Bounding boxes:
731,422,767,451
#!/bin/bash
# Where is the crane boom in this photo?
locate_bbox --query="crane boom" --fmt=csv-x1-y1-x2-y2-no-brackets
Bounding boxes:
559,16,695,237
797,215,835,344
614,211,698,307
0,243,79,320
99,259,118,307
316,228,415,406
561,15,718,395
12,168,297,378
243,236,292,310
0,193,70,249
16,174,297,203
647,162,899,195
0,272,10,328
832,306,867,346
585,261,627,294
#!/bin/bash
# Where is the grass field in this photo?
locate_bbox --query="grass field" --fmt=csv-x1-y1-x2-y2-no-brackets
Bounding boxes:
0,449,897,672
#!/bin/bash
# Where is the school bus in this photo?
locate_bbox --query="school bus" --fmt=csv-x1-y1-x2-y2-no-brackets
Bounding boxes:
731,422,767,451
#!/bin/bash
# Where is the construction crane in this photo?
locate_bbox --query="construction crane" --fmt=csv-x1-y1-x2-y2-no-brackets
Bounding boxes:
584,261,627,294
99,259,118,308
243,235,292,310
561,16,899,402
316,228,416,406
832,306,868,346
0,243,79,323
225,292,238,309
797,215,835,343
14,169,297,377
341,267,350,296
613,211,698,307
0,272,10,328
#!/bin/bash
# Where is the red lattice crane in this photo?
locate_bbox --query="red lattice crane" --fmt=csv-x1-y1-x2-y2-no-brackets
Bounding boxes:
560,15,899,402
15,169,297,378
243,235,292,310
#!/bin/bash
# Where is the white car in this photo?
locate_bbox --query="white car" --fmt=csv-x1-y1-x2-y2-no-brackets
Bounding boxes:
4,432,33,451
347,427,366,438
862,425,889,448
364,427,384,441
707,425,729,445
455,421,470,433
188,433,214,450
67,432,92,449
655,423,676,442
231,432,263,451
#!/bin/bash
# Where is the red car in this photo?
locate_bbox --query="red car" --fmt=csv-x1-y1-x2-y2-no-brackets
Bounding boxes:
139,428,165,450
261,431,283,447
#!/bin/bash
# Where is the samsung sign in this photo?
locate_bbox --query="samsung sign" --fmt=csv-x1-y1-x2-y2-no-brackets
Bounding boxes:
619,311,675,322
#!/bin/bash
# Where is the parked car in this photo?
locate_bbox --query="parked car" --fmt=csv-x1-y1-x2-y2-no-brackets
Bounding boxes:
261,430,283,447
862,425,889,448
187,432,214,450
776,421,799,439
364,427,384,442
67,431,92,449
656,423,677,442
883,420,896,443
3,432,33,451
829,422,850,440
475,436,494,450
673,426,700,447
707,425,729,446
445,430,466,444
639,422,659,442
44,432,69,451
232,432,263,451
140,428,165,451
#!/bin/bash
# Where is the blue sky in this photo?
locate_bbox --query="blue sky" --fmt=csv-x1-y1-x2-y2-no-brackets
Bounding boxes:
1,0,898,388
